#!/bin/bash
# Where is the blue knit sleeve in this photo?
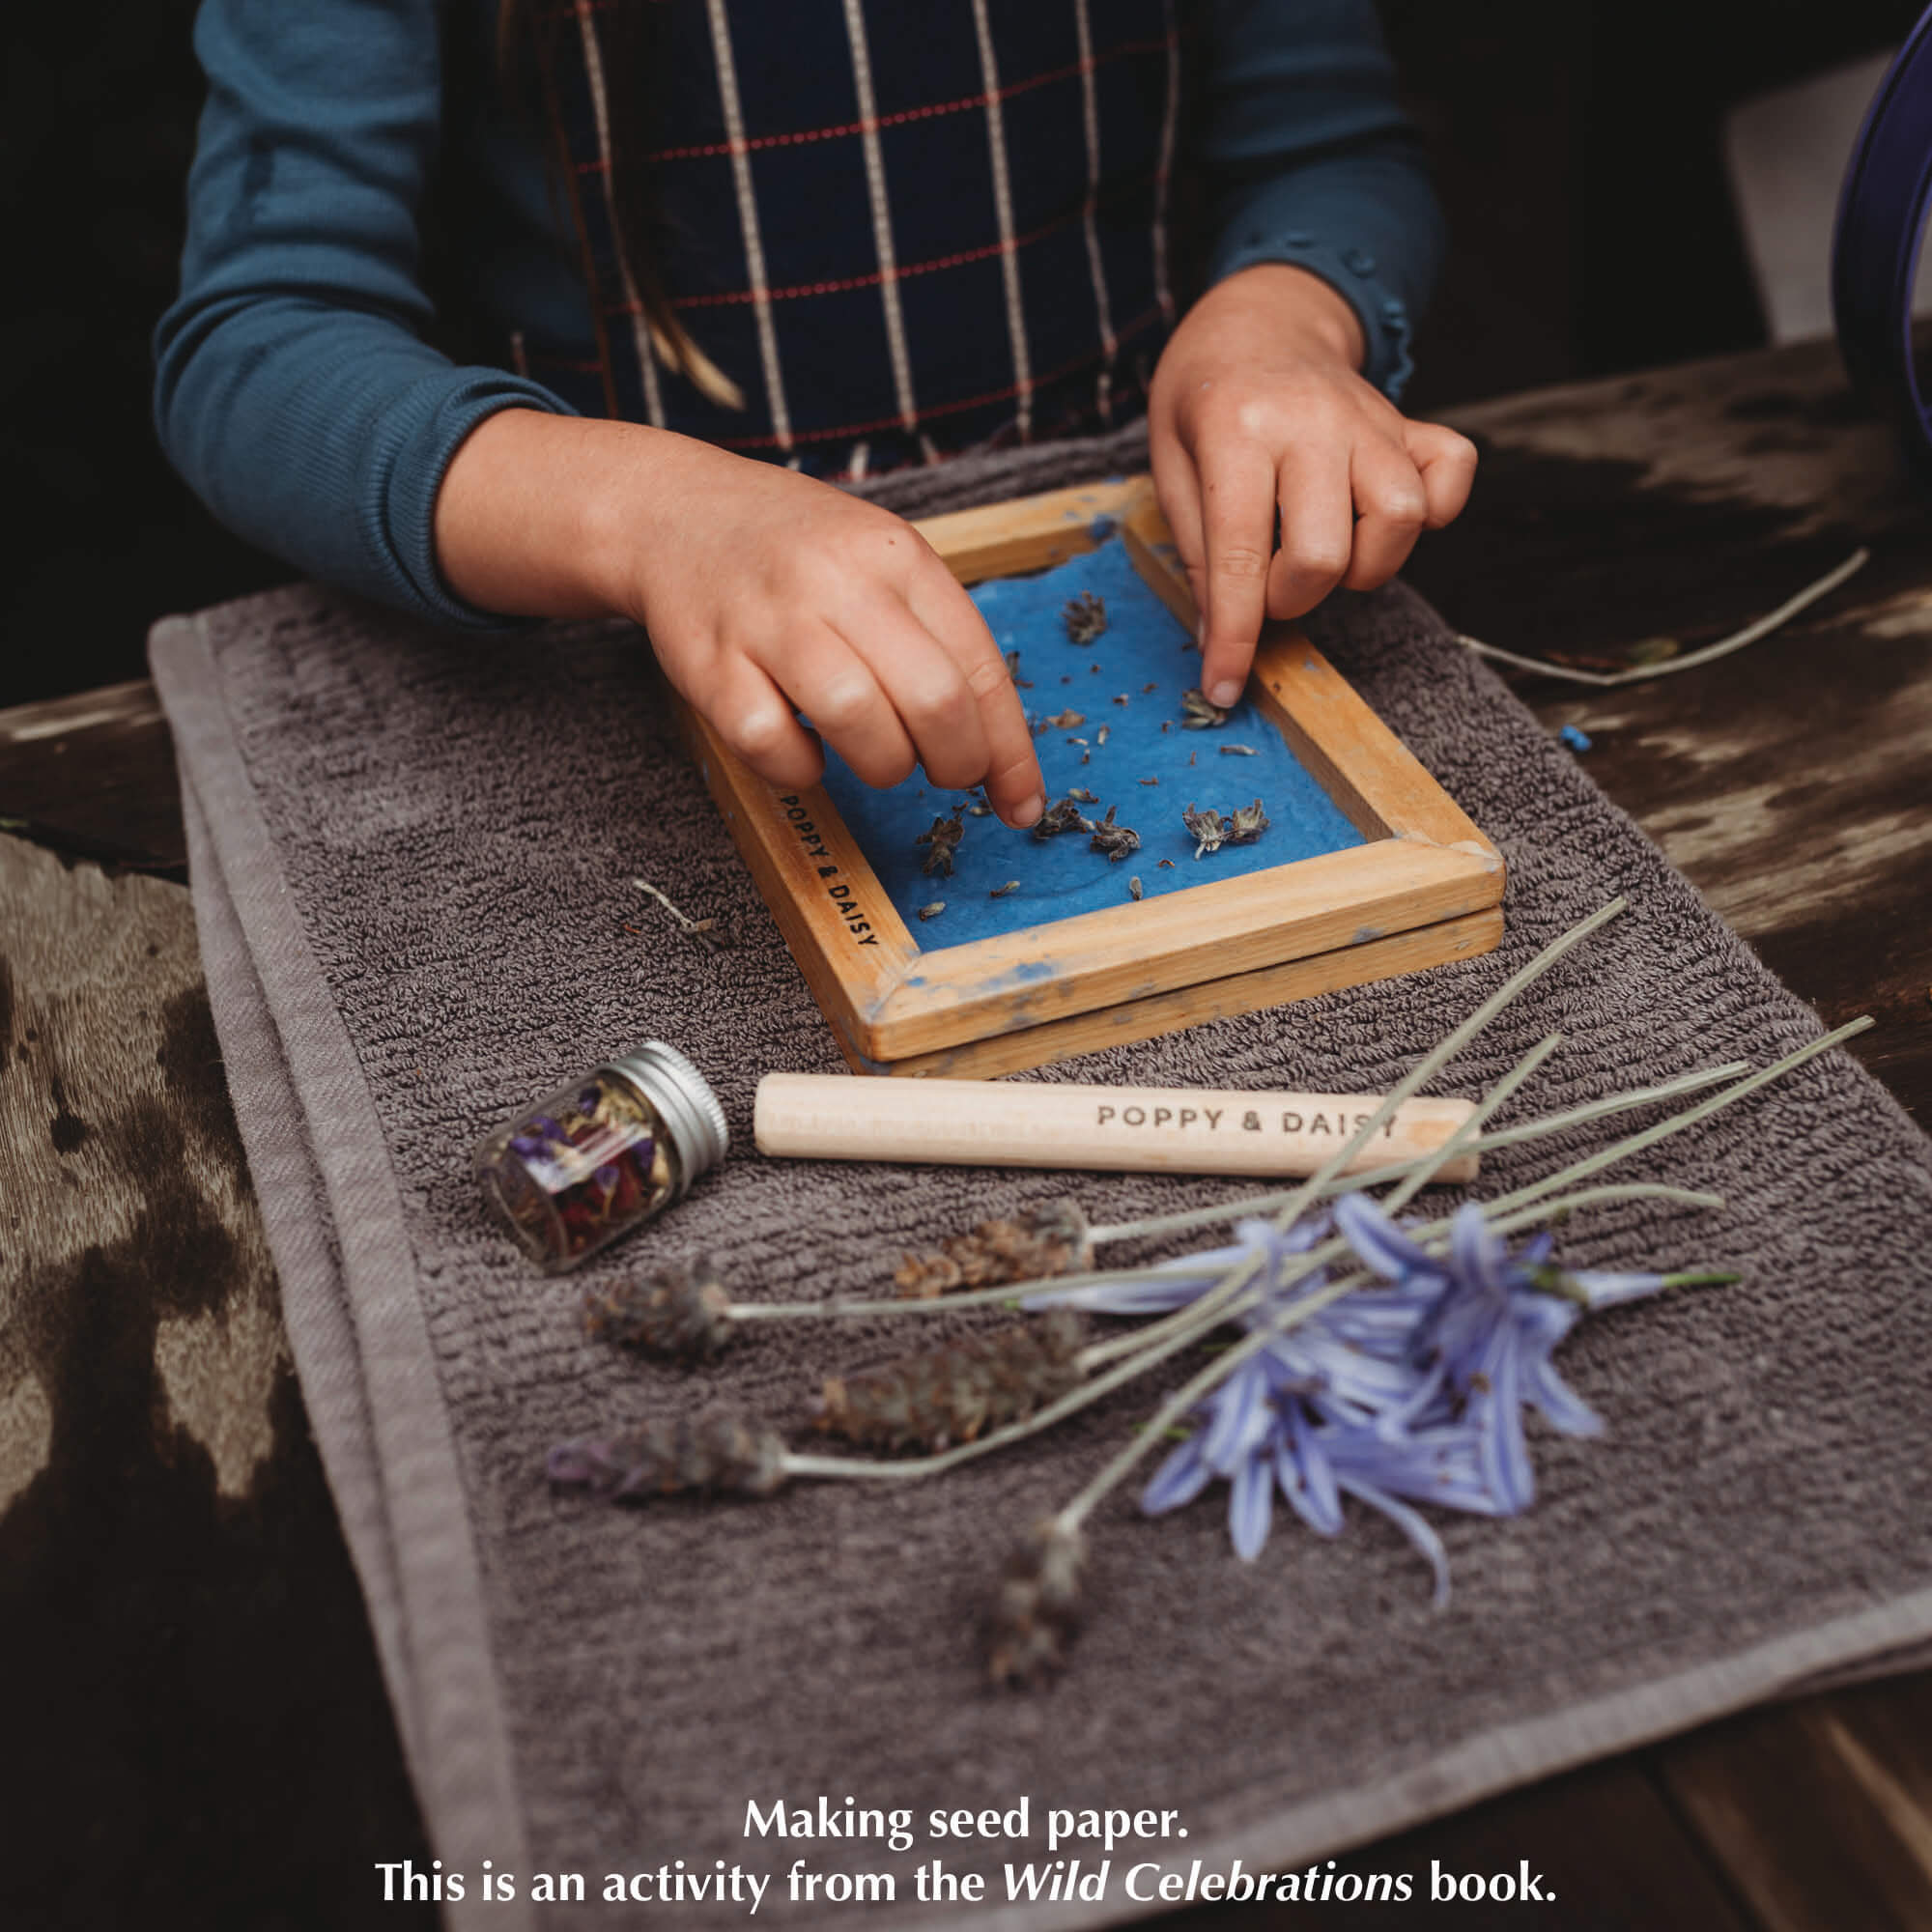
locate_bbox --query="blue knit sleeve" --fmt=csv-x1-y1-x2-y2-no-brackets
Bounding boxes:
1201,0,1445,402
153,0,574,629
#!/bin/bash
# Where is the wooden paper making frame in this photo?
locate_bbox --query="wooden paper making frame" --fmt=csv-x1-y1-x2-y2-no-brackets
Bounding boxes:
670,476,1505,1078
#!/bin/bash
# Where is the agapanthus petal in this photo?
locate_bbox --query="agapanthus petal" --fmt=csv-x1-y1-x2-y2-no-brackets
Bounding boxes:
1336,1474,1452,1608
1327,1422,1509,1518
1334,1193,1442,1283
1567,1268,1667,1310
1141,1435,1214,1515
1283,1404,1344,1534
1201,1356,1275,1474
1450,1201,1508,1296
1470,1329,1536,1514
1229,1451,1275,1561
1521,1353,1605,1437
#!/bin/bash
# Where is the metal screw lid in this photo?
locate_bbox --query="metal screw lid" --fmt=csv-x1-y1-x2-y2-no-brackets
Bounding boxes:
602,1040,729,1196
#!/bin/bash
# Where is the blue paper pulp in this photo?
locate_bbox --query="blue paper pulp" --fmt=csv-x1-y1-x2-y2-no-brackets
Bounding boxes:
815,539,1366,950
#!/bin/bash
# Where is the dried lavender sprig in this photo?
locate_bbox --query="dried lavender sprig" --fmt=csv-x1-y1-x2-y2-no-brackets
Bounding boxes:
986,1518,1087,1686
1069,1031,1563,1374
730,1181,1721,1495
814,1310,1088,1452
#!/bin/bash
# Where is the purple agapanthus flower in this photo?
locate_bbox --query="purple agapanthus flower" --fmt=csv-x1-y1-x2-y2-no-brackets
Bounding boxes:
1129,1192,1676,1603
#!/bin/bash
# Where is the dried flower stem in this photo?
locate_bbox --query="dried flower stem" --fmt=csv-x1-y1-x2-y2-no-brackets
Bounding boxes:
1070,1032,1562,1374
1060,1016,1857,1386
717,1048,1772,1336
1481,1015,1873,1218
1084,1063,1749,1249
632,877,723,950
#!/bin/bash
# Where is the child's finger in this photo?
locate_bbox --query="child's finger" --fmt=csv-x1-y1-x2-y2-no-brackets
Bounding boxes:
702,654,828,791
1343,435,1430,590
1194,438,1279,707
1264,433,1354,624
761,623,919,792
830,586,993,796
1150,431,1209,618
1404,420,1480,527
904,566,1044,827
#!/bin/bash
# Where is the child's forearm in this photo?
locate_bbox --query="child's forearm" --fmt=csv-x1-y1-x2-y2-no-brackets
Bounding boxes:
435,410,676,620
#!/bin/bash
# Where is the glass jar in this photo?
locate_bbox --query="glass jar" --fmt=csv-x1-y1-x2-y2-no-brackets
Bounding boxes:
474,1041,727,1271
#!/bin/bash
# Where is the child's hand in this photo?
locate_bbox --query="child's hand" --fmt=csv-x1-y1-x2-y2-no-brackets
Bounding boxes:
1147,263,1477,708
436,414,1045,827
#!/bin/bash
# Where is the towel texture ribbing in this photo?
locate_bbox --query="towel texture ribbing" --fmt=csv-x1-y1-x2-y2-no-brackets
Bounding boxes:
152,430,1932,1932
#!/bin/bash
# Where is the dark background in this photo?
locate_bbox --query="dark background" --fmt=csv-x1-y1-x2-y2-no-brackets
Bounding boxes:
0,0,1920,711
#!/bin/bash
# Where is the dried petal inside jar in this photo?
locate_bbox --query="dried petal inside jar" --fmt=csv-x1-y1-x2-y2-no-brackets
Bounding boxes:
478,1071,677,1268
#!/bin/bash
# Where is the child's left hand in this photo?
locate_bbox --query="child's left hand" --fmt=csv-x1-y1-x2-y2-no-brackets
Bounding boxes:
1147,262,1478,709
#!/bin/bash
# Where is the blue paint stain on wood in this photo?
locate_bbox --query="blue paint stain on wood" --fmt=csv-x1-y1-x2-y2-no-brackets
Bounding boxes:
816,539,1363,948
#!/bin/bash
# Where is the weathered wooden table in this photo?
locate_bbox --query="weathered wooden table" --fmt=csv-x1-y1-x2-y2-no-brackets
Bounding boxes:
4,332,1929,1928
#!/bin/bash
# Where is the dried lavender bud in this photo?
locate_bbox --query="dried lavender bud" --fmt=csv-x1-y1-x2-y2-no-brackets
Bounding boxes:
1089,806,1140,863
816,1310,1089,1453
990,879,1020,898
968,804,992,816
1004,648,1021,678
583,1258,734,1361
1218,743,1258,756
1113,694,1130,706
1143,682,1158,694
1137,776,1159,786
1228,798,1270,844
548,1409,788,1500
1160,720,1171,734
1066,786,1098,804
1062,591,1107,643
894,1200,1092,1297
1181,687,1229,729
1095,725,1110,746
919,901,946,921
1128,875,1144,900
1069,735,1089,748
1182,803,1226,859
917,811,964,876
1031,797,1096,841
986,1518,1088,1688
1157,857,1176,869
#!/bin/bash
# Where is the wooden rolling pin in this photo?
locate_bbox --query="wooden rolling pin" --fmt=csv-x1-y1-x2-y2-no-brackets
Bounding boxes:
753,1074,1478,1180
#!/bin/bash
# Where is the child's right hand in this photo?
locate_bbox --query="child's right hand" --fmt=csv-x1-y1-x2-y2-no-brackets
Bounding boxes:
436,412,1045,828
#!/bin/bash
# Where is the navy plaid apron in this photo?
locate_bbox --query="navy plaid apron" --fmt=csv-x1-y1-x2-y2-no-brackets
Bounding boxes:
524,0,1187,476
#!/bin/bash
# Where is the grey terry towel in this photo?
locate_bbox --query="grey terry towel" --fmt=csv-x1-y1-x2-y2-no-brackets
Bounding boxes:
151,428,1932,1932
